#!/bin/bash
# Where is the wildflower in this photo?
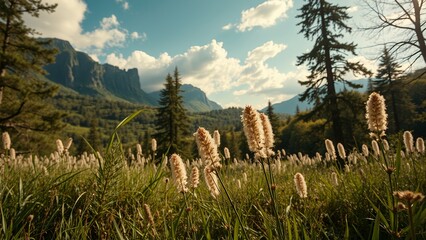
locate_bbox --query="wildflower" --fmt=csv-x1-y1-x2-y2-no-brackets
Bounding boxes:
169,154,188,193
136,143,142,155
416,137,425,154
365,92,388,137
241,106,266,159
362,144,369,157
56,139,64,154
294,172,307,198
64,138,73,152
243,172,248,182
224,147,231,159
344,164,350,173
204,165,220,198
397,202,407,211
260,113,275,156
151,139,157,152
10,148,16,160
190,166,200,189
213,130,220,147
2,132,11,150
143,204,155,226
325,139,336,160
393,190,425,204
382,139,390,151
331,172,338,186
403,131,414,154
194,127,221,169
337,143,346,159
372,140,380,157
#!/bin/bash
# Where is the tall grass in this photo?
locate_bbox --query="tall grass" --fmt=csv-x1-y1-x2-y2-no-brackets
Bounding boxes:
0,93,425,239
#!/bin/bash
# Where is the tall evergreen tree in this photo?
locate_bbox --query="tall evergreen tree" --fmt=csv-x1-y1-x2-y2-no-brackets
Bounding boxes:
155,68,190,157
296,0,371,144
375,47,416,133
375,47,403,132
265,100,280,145
0,0,65,152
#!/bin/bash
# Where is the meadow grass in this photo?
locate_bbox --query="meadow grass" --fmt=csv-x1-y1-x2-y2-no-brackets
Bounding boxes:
0,139,424,239
1,94,425,239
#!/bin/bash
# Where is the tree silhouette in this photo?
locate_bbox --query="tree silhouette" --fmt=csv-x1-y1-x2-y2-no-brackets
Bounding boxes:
296,0,371,144
362,0,426,69
0,0,65,151
375,47,416,133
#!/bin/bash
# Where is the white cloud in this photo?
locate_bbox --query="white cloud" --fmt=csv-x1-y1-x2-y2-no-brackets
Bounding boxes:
106,40,242,93
130,31,147,41
123,2,129,10
106,40,306,107
222,23,234,30
236,0,293,32
23,0,131,52
116,0,129,10
347,6,358,13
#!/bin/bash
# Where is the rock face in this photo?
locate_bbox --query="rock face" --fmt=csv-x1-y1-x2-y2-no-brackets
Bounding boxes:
149,84,222,112
43,38,223,111
44,38,155,105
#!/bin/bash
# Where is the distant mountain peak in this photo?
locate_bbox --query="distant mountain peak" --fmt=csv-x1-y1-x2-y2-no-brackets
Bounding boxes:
149,83,222,112
42,38,222,112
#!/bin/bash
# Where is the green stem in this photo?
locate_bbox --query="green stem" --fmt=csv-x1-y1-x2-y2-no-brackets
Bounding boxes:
261,160,284,239
407,203,415,240
378,138,397,238
215,170,249,240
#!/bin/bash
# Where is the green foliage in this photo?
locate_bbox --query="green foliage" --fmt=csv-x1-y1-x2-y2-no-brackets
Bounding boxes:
374,47,416,133
296,0,371,144
155,68,191,158
0,141,424,239
0,0,66,153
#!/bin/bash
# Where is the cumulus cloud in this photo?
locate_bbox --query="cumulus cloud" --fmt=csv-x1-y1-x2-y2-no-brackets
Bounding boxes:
116,0,129,10
106,40,306,106
130,32,147,41
235,0,294,32
23,0,132,52
106,40,242,93
222,23,234,30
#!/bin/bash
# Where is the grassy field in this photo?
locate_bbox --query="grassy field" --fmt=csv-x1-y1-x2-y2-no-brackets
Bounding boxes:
0,132,425,239
1,96,425,239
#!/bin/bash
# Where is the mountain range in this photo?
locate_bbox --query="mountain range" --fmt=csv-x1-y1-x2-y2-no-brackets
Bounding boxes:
43,38,372,115
43,38,222,112
265,79,370,115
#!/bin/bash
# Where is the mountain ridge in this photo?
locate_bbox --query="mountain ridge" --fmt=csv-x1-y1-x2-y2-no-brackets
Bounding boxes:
42,38,222,112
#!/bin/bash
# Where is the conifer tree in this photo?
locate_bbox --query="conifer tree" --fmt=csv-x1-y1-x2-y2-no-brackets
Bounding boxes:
375,47,415,132
0,0,65,151
155,67,190,157
296,0,371,144
266,100,280,145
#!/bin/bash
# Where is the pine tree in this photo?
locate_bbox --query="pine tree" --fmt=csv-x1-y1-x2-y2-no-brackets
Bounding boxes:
0,0,65,151
375,47,415,133
155,67,190,157
375,47,402,132
265,100,280,146
296,0,371,144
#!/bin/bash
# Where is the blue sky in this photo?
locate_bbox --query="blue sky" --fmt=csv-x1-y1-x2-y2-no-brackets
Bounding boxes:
24,0,382,108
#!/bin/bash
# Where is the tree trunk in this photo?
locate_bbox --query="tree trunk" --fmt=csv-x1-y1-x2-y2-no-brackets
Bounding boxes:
319,0,344,144
412,0,426,64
